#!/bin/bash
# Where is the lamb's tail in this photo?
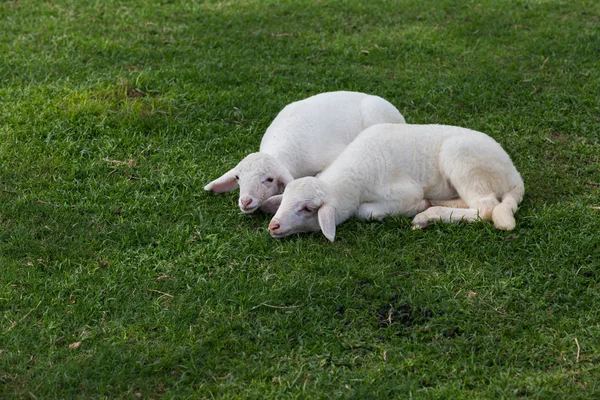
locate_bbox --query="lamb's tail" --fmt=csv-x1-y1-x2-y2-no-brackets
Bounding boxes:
492,184,524,230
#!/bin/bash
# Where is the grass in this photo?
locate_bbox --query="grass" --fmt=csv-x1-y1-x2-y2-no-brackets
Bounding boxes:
1,0,599,397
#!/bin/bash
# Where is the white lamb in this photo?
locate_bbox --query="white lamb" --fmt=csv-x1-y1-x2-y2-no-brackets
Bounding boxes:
265,123,524,242
204,91,405,213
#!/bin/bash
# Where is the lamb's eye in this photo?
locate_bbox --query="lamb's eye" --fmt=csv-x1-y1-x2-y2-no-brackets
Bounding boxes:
265,177,274,183
235,175,239,180
301,205,314,213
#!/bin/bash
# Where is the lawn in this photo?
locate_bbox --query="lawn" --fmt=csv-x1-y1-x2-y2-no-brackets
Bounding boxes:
1,0,599,398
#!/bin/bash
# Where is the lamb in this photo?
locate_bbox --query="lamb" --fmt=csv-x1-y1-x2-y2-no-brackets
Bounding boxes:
204,91,406,213
266,123,524,242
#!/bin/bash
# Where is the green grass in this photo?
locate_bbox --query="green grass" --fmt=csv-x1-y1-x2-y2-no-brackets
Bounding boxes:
1,0,599,398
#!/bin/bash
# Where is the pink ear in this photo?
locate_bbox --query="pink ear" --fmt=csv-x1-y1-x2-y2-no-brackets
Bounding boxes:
260,195,283,214
318,204,336,242
204,169,238,193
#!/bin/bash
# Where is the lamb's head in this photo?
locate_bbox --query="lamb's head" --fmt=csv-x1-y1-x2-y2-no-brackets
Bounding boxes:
204,153,294,213
267,177,337,242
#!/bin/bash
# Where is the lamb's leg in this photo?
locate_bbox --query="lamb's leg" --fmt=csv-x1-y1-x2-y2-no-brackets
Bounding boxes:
438,137,502,221
358,182,429,220
412,194,500,229
429,198,469,208
412,206,480,229
359,199,431,220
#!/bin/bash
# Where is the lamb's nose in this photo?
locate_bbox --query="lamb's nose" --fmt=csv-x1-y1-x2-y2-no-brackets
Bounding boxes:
241,198,252,208
269,222,280,232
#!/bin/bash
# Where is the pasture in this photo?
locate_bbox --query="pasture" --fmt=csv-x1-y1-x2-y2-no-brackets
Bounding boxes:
1,0,599,397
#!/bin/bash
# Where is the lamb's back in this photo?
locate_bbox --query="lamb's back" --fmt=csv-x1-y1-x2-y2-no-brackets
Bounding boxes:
319,124,478,191
259,92,393,177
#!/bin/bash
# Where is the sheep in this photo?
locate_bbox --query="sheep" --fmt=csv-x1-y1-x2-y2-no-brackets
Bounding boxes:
266,123,524,242
204,91,406,213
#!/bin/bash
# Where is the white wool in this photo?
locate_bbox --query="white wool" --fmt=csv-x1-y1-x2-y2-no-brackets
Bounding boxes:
204,91,405,213
268,123,524,241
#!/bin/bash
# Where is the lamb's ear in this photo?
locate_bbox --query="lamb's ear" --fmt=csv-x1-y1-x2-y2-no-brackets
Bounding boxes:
260,195,283,214
277,170,294,193
318,204,336,242
204,169,238,193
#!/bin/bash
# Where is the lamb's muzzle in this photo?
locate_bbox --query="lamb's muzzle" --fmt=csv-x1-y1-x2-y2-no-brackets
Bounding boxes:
239,196,258,213
269,222,280,231
268,220,286,237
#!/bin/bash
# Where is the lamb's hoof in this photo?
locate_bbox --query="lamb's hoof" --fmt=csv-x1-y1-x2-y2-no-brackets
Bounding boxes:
494,221,516,231
411,215,429,229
